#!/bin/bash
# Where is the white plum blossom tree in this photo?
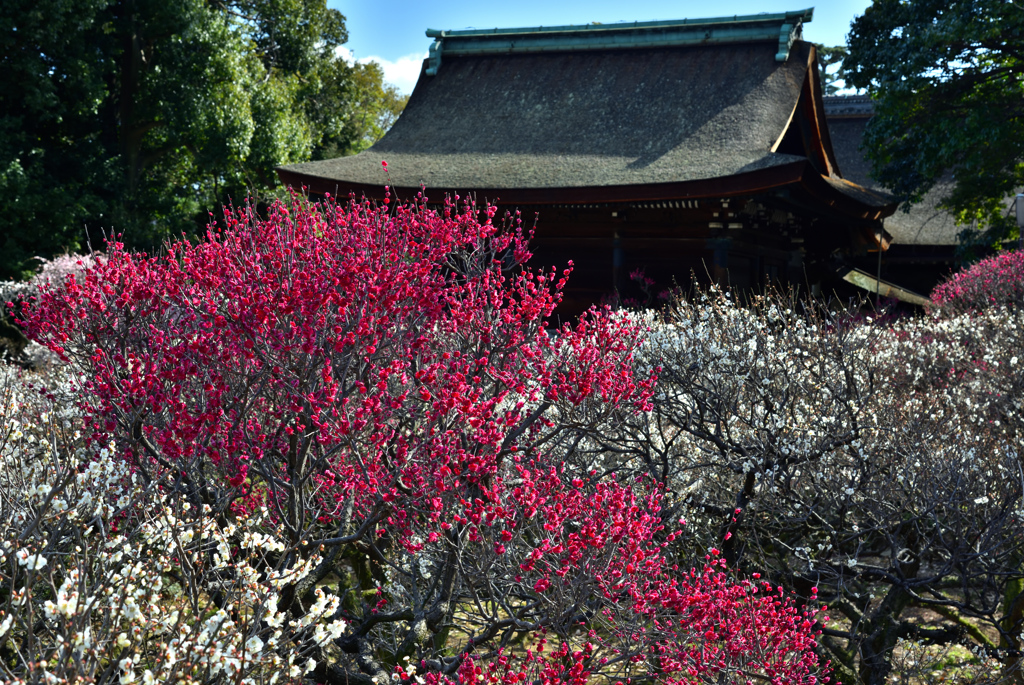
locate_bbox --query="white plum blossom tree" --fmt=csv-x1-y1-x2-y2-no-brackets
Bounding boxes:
0,363,347,685
597,288,1024,685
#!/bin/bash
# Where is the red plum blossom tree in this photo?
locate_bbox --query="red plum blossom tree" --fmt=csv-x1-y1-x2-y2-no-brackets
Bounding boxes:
931,250,1024,314
13,189,828,685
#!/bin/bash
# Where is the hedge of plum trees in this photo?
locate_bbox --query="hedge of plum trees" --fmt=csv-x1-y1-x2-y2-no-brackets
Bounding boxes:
5,184,1022,685
1,192,827,685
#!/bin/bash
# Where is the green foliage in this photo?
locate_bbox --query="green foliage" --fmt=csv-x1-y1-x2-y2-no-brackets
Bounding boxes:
0,0,407,279
1,0,114,278
322,61,409,159
844,0,1024,253
814,44,849,96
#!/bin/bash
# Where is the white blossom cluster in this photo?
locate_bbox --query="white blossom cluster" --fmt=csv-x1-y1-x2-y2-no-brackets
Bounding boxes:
0,365,347,685
10,252,105,294
887,636,1006,685
0,281,23,305
609,289,1024,680
635,292,1021,536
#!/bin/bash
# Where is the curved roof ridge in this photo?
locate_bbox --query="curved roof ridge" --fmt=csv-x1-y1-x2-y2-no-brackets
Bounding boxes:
422,9,814,74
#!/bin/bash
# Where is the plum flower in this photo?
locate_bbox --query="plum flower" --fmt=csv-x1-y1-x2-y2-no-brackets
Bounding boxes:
16,550,46,571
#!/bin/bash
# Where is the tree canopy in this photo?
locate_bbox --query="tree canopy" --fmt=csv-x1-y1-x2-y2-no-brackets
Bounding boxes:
844,0,1024,251
814,44,849,96
0,0,406,279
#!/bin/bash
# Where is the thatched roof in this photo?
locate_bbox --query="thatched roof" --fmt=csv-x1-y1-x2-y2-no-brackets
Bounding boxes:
279,13,893,225
290,41,811,189
824,96,959,246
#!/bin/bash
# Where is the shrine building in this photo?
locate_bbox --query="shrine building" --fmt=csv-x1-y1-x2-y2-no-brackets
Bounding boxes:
278,10,919,315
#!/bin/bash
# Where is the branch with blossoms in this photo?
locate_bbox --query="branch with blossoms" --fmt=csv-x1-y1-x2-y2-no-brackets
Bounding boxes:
930,249,1024,315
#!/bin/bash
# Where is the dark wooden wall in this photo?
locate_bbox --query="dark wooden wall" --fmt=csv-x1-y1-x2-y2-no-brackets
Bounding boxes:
514,197,812,319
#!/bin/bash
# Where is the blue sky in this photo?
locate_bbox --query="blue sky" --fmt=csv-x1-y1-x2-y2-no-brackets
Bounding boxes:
329,1,873,94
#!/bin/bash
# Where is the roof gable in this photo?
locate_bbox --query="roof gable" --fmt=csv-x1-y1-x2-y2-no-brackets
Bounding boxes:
771,43,841,178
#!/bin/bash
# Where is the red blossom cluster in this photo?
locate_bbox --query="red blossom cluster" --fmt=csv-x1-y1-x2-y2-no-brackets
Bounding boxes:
930,249,1024,313
21,192,827,685
646,555,826,684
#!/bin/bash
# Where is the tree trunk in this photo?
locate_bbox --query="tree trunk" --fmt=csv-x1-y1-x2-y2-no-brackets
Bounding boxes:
117,0,144,203
858,583,913,685
1002,572,1024,685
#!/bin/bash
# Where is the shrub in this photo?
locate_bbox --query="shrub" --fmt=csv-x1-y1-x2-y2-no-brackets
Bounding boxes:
17,192,828,685
930,250,1024,313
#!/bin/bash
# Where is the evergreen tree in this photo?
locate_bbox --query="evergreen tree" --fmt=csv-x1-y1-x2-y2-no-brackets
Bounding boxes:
0,0,405,278
844,0,1024,253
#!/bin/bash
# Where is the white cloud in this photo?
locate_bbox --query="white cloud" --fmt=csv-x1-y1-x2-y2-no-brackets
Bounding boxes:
335,47,428,96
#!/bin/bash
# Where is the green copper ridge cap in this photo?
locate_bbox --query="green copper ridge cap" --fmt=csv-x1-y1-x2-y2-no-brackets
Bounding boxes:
425,9,813,75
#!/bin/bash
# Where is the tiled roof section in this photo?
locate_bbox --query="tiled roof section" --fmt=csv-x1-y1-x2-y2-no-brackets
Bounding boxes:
423,9,814,72
282,41,814,191
822,94,873,118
